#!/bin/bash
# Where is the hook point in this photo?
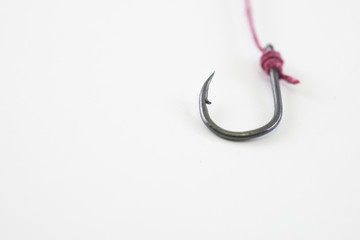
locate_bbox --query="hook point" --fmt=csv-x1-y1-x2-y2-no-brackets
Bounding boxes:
204,71,216,104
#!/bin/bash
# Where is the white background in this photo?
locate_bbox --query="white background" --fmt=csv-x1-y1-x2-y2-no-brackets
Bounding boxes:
1,0,360,239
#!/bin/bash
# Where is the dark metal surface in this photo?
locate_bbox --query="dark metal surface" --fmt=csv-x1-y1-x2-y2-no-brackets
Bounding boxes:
199,46,283,141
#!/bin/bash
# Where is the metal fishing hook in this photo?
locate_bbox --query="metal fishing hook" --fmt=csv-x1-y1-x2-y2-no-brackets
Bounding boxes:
199,45,283,141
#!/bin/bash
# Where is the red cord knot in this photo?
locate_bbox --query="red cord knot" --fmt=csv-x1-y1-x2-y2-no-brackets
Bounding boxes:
260,50,300,84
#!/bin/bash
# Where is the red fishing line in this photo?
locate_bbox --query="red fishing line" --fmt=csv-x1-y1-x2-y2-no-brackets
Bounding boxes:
245,0,299,84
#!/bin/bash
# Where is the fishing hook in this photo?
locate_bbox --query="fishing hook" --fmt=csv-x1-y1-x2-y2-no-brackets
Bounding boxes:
199,45,283,141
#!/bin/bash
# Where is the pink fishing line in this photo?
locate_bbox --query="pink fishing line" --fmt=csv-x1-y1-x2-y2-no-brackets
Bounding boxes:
245,0,299,84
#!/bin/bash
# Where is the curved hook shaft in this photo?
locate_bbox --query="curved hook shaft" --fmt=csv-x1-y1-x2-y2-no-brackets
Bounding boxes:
199,69,283,141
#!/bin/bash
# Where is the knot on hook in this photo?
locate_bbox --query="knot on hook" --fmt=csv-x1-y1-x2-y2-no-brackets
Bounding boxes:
260,50,300,84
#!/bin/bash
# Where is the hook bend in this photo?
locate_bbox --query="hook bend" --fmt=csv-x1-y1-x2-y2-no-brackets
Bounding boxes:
199,68,283,141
